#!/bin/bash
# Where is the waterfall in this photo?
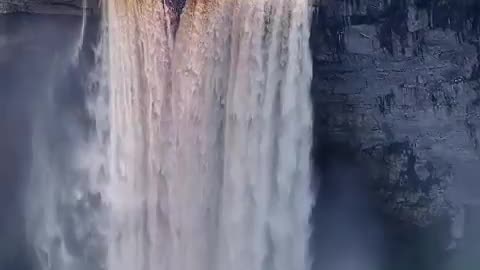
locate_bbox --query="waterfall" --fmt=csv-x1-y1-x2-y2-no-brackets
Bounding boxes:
27,0,313,269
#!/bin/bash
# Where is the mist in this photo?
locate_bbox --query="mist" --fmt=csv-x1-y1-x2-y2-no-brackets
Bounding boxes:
0,14,98,269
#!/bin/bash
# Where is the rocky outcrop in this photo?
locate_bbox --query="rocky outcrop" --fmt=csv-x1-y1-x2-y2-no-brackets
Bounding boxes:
0,0,99,15
311,0,480,233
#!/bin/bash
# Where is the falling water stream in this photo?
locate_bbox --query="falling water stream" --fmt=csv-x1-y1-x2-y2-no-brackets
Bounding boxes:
27,1,313,270
73,0,88,63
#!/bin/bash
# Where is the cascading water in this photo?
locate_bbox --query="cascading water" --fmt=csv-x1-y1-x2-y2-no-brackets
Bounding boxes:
73,0,88,63
28,0,313,270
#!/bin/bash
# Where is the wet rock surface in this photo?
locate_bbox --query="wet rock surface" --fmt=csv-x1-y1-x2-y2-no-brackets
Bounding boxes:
0,0,99,15
312,0,480,227
310,0,480,269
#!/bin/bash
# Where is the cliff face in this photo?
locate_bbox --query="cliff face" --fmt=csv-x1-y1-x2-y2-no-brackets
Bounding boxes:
310,0,480,258
0,0,99,15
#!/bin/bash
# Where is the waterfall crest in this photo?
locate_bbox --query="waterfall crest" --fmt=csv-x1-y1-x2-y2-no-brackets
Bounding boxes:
28,1,313,270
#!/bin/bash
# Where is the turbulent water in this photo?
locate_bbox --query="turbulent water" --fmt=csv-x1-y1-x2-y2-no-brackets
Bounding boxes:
27,0,313,270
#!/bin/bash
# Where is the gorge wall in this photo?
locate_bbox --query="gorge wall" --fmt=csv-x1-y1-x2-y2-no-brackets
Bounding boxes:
310,0,480,269
0,0,98,15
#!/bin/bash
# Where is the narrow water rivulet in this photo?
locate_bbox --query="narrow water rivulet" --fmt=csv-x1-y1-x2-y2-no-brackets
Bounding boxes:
27,1,313,270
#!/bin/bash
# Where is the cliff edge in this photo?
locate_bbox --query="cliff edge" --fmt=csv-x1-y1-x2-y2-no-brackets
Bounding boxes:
0,0,99,15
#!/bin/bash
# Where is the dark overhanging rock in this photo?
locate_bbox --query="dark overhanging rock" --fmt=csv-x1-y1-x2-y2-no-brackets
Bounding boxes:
311,0,480,226
310,0,480,269
0,0,100,16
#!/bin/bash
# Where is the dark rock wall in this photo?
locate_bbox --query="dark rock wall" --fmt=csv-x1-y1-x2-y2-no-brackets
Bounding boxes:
0,0,99,15
311,0,480,226
310,0,480,269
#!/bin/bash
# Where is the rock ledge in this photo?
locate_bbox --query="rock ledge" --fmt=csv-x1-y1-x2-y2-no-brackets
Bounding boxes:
0,0,99,16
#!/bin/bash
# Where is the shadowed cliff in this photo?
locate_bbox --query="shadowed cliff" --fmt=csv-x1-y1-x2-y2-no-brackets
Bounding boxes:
0,0,99,15
310,1,480,269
